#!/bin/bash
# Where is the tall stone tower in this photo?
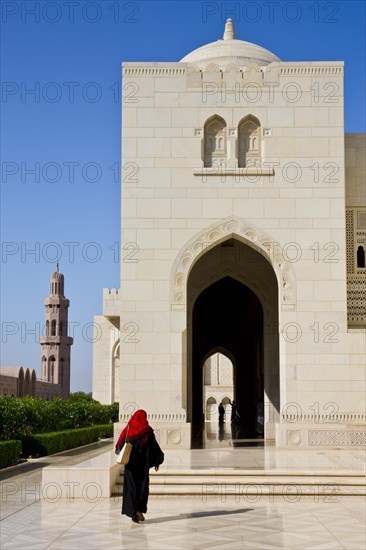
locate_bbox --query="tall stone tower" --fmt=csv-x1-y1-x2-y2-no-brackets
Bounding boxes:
39,265,73,399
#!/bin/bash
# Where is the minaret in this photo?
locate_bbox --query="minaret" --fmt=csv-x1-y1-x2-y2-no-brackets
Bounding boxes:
223,18,236,40
39,264,73,399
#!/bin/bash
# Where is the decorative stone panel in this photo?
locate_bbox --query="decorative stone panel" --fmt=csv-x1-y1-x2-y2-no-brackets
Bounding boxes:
308,430,366,446
171,216,296,310
276,423,366,449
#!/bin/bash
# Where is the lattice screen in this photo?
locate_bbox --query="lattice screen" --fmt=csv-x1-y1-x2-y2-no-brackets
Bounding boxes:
346,208,366,326
219,354,234,385
346,210,355,273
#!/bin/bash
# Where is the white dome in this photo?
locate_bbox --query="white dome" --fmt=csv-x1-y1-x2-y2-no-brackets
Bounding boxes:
180,19,280,68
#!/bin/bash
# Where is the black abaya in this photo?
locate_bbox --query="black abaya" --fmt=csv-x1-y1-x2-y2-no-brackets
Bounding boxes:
122,430,164,517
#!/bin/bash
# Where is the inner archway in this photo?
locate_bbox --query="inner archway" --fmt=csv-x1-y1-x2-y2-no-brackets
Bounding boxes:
186,237,279,446
203,351,234,422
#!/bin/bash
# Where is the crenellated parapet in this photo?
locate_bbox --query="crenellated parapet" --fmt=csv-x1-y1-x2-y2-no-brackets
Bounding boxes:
102,288,121,317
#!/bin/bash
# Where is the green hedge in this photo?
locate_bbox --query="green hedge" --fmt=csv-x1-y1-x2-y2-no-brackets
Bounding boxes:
21,424,113,457
97,424,113,438
0,394,119,440
0,440,22,469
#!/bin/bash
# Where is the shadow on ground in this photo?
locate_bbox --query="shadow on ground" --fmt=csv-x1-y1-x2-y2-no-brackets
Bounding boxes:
145,508,252,524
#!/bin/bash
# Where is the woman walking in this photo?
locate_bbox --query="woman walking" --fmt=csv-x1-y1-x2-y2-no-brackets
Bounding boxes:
115,409,164,523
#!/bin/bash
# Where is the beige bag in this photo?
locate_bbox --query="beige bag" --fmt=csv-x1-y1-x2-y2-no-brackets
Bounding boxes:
116,425,132,465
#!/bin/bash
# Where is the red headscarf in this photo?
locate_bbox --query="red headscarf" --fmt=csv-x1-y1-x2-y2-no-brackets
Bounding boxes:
116,409,152,451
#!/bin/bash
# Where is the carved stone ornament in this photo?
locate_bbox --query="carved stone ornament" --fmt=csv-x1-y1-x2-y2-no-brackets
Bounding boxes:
287,430,302,446
167,429,183,446
170,216,296,309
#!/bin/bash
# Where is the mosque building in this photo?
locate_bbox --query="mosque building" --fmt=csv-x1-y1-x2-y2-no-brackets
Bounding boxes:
92,19,365,449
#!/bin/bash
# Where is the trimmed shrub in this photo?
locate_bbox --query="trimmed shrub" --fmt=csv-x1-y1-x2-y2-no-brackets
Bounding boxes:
21,424,113,457
97,424,114,438
0,440,22,469
0,395,118,441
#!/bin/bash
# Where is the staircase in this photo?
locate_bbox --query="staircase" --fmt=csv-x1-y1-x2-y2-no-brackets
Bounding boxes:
112,468,366,497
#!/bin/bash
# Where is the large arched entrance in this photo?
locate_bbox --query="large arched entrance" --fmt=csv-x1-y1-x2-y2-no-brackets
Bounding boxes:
187,237,279,446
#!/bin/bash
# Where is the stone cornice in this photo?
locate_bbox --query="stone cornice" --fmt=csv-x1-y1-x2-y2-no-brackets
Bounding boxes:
122,61,344,77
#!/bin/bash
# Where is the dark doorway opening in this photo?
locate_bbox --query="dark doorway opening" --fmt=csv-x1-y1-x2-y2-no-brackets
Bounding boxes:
192,277,263,445
186,238,279,448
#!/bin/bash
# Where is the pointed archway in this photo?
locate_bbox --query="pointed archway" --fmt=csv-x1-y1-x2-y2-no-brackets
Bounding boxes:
187,237,280,445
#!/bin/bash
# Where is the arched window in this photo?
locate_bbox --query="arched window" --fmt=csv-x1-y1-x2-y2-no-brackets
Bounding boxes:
51,320,56,336
59,321,63,336
60,359,64,387
204,115,227,168
206,397,217,421
357,245,365,268
31,370,36,396
42,356,47,380
46,320,50,336
48,356,55,383
112,340,120,403
18,368,24,397
238,115,261,168
24,369,31,396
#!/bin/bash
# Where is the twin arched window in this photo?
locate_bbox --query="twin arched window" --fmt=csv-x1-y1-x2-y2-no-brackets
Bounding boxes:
204,115,227,167
204,114,261,168
238,115,261,168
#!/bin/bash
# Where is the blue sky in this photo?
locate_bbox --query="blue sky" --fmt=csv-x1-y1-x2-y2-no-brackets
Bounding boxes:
1,0,365,393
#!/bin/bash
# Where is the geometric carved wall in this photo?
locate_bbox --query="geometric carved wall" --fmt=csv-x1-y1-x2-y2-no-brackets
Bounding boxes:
346,208,366,326
309,430,366,446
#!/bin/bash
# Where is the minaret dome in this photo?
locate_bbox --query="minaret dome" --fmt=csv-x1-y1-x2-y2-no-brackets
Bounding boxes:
50,263,64,296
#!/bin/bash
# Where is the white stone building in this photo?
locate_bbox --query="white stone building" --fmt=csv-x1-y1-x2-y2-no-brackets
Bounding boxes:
93,20,365,449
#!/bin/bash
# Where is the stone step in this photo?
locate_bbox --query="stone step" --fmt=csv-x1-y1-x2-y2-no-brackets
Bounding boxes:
125,476,365,487
148,468,365,477
113,484,365,496
112,469,366,496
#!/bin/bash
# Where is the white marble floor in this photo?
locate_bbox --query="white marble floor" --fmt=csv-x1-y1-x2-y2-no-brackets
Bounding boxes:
1,441,365,550
1,493,365,549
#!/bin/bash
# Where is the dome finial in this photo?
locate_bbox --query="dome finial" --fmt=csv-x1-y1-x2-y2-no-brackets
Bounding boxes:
223,18,236,40
56,261,59,272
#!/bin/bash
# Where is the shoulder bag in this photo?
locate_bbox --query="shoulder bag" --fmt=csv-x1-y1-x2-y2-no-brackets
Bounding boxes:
116,425,132,465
